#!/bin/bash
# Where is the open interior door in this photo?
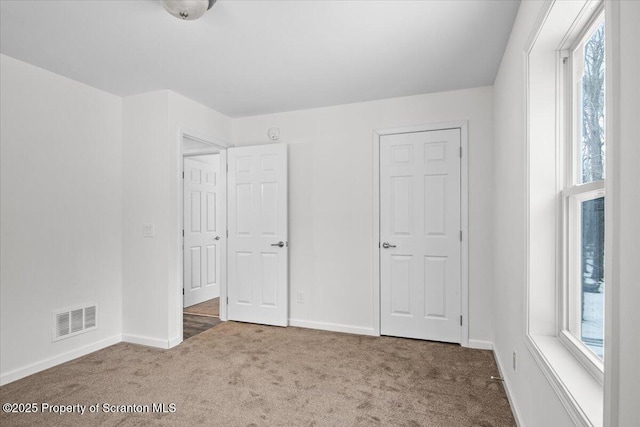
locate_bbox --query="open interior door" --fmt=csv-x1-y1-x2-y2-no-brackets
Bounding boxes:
183,154,225,308
227,143,288,326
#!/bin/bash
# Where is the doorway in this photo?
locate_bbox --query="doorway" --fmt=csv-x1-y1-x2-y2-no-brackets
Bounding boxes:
176,131,290,343
373,122,469,346
181,134,228,340
183,154,224,308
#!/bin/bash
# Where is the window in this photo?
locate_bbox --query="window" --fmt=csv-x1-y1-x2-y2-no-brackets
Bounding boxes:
560,12,605,374
525,1,607,424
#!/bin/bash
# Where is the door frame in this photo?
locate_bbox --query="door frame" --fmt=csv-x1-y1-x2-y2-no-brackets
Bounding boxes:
175,128,232,345
372,121,469,347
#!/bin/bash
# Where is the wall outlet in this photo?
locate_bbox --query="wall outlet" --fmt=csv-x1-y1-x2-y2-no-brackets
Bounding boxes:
297,291,305,303
513,350,517,371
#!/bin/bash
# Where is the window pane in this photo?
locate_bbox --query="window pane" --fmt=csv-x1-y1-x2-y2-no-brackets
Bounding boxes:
577,22,605,184
580,196,604,359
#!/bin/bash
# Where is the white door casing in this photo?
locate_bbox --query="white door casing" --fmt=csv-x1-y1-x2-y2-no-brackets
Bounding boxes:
183,155,226,307
380,129,462,343
227,143,288,327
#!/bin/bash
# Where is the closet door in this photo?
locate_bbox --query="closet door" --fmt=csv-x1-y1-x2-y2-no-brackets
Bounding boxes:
380,129,461,343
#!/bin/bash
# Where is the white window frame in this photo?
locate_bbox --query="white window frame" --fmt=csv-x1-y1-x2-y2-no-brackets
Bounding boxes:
524,1,607,426
558,8,606,383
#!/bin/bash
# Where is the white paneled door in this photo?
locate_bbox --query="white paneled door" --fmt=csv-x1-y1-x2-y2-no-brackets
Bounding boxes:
380,129,461,343
228,144,288,327
183,155,225,308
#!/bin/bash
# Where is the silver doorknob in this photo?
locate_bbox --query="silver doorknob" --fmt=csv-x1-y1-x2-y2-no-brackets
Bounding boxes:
271,241,286,248
382,242,396,249
214,236,220,241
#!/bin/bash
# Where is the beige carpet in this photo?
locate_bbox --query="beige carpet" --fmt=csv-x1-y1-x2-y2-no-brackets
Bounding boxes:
184,297,219,317
0,322,515,426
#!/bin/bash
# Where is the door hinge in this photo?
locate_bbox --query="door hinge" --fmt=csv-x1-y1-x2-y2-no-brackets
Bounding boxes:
459,147,462,158
182,171,184,178
460,315,463,326
226,297,229,305
182,229,184,237
182,288,184,295
227,230,229,238
460,230,462,242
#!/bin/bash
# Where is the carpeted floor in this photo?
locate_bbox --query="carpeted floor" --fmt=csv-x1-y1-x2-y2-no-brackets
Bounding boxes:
184,297,219,317
0,322,515,426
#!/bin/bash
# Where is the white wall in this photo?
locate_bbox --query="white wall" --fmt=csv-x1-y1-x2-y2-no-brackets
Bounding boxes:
608,1,640,425
492,1,640,426
122,90,171,347
122,90,232,347
232,87,495,344
491,2,575,425
0,54,123,384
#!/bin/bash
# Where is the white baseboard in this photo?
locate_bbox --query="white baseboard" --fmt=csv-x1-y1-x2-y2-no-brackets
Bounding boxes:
493,348,526,427
468,339,494,350
168,335,182,348
289,319,377,336
121,333,171,349
0,334,122,386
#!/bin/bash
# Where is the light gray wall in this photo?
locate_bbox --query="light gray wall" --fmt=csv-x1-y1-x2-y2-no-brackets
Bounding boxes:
0,54,123,384
233,87,495,345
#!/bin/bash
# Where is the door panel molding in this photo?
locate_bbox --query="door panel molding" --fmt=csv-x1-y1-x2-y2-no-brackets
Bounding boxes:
373,121,469,347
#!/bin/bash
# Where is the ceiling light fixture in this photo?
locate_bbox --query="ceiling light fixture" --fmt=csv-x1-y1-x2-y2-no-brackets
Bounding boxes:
162,0,217,21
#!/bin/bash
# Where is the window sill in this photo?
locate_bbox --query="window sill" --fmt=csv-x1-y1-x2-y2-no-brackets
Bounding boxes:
525,334,603,427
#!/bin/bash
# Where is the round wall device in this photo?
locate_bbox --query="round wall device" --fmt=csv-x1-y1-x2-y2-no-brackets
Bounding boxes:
268,128,281,140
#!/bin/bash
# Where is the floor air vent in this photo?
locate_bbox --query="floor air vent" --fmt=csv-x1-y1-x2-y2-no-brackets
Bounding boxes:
53,304,98,341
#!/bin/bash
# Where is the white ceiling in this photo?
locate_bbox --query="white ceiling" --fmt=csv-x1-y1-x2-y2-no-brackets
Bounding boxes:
0,0,520,117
